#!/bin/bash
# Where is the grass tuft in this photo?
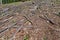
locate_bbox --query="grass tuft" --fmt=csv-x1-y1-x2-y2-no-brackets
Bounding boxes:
24,34,29,40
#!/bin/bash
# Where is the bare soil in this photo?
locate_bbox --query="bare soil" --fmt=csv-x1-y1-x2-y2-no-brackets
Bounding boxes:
0,0,60,40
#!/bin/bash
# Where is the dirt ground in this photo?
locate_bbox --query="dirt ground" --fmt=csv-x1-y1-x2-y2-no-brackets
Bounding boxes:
0,0,60,40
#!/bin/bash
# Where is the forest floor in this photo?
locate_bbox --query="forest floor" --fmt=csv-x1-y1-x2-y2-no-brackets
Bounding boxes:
0,0,60,40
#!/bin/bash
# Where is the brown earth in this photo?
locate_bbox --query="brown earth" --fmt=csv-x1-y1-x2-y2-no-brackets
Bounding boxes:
0,0,60,40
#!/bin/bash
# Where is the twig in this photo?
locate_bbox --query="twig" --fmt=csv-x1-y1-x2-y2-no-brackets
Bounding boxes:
23,16,33,25
0,16,13,26
0,23,17,38
0,28,8,33
9,25,23,40
0,12,14,20
39,15,55,25
8,16,33,40
0,23,17,34
39,16,46,20
39,15,60,31
44,15,55,25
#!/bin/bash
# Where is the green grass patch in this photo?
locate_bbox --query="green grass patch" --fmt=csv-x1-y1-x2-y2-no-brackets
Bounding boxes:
24,34,29,40
43,36,47,40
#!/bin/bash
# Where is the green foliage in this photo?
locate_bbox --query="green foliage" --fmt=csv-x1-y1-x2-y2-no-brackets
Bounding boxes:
20,0,30,2
43,36,47,40
2,0,30,4
24,34,29,40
